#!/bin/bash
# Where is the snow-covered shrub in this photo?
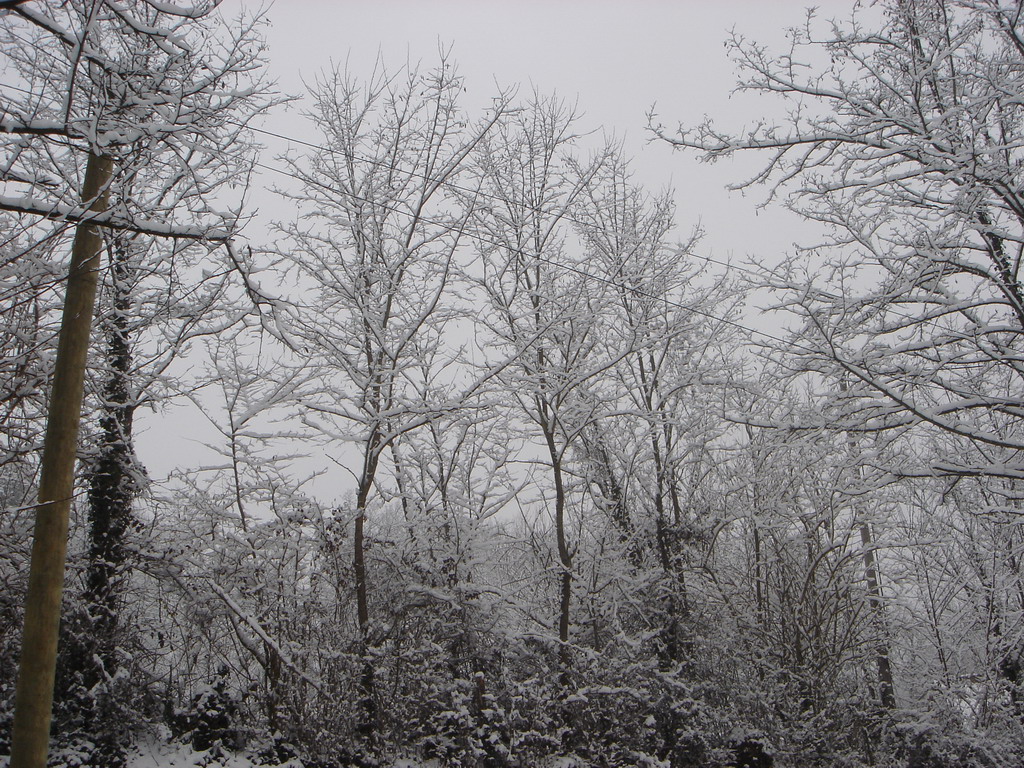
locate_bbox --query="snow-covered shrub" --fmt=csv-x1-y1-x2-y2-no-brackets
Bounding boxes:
48,604,158,768
170,669,240,756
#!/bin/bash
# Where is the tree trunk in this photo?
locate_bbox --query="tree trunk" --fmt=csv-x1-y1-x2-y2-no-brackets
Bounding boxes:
839,380,896,711
860,520,897,710
83,236,137,667
353,440,380,743
10,151,114,768
545,428,573,676
65,235,139,765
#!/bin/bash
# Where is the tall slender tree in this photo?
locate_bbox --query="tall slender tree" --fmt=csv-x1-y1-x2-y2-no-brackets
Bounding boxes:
469,94,615,677
277,55,510,746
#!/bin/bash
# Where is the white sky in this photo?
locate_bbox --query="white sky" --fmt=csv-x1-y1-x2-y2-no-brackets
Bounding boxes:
141,0,855,495
240,0,854,271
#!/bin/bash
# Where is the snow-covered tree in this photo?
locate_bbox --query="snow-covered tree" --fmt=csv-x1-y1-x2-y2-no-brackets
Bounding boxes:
1,2,275,765
573,149,741,666
652,0,1024,759
467,94,618,678
276,55,510,748
652,0,1024,489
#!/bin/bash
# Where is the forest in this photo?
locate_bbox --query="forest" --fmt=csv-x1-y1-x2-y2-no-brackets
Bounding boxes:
3,1,1024,766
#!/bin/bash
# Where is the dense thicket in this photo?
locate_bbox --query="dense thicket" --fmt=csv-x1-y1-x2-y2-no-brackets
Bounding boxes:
3,1,1024,767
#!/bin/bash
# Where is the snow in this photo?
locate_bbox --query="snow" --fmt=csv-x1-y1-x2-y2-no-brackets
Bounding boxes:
127,739,285,768
9,738,636,768
0,194,233,241
122,738,417,768
0,741,282,768
0,738,414,768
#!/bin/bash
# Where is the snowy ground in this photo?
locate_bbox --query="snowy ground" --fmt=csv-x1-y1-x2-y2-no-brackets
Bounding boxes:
127,738,296,768
126,739,423,768
124,741,591,768
124,739,495,768
3,736,594,768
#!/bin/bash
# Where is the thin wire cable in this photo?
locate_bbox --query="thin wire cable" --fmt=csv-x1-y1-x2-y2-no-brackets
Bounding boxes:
0,77,974,327
1,78,1009,378
249,158,801,351
1,36,1006,457
0,82,986,366
252,154,1024,410
3,77,746,272
242,120,754,271
241,119,1008,331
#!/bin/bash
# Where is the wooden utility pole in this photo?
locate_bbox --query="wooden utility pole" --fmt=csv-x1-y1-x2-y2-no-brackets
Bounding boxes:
10,151,115,768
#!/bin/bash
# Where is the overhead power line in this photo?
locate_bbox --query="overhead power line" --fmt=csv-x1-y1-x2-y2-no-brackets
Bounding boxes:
238,119,973,333
0,75,795,351
249,158,799,351
0,78,988,372
2,77,751,276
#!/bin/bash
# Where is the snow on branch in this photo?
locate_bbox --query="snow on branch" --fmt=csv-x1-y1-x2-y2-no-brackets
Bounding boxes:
0,119,68,137
0,193,233,240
